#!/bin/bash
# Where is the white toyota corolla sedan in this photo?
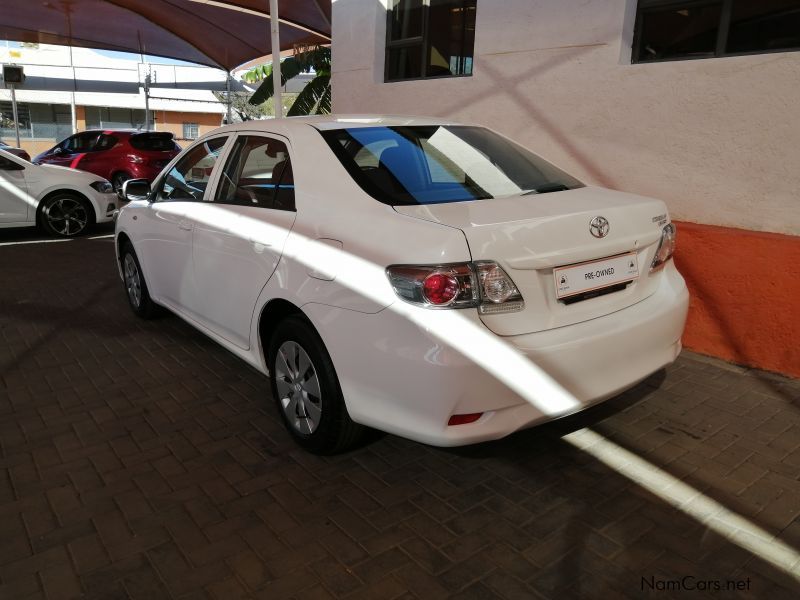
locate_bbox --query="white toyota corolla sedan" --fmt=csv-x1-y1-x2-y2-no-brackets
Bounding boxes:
0,148,117,236
115,116,689,453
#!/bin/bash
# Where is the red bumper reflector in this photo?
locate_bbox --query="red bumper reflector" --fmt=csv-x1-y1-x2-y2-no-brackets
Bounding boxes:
448,413,483,426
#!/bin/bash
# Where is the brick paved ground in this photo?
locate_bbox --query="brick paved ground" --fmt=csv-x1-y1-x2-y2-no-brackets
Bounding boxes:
1,225,799,599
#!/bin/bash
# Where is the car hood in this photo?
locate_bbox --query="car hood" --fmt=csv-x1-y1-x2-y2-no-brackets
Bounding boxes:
38,162,107,184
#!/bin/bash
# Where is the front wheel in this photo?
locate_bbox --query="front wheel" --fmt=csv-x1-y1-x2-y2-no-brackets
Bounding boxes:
268,316,363,454
40,193,94,237
120,243,157,319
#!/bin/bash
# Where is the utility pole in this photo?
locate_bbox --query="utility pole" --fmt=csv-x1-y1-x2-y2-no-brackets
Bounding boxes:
10,84,21,147
2,64,25,147
143,68,151,131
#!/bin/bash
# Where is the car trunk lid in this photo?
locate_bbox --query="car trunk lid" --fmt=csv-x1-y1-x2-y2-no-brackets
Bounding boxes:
393,186,670,335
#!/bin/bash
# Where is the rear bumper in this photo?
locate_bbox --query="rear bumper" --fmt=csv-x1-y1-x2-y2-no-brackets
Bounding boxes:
305,262,689,447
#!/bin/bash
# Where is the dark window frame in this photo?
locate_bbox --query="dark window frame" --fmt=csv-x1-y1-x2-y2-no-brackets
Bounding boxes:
384,0,477,82
633,0,800,63
213,134,296,212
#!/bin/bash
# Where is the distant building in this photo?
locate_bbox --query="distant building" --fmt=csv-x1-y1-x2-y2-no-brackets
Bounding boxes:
0,44,226,156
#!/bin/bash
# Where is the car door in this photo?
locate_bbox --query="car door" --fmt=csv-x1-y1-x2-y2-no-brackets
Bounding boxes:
77,133,117,179
190,133,297,349
0,152,30,223
135,135,230,313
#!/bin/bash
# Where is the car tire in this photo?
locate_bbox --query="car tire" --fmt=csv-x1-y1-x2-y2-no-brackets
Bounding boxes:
39,193,94,237
268,316,364,454
120,242,157,319
112,172,131,192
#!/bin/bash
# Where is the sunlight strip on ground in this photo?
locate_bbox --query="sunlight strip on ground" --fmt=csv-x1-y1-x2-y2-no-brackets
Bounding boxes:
0,238,73,247
565,428,800,581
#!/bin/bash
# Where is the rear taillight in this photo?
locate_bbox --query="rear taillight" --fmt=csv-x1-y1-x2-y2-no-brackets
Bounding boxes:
650,223,676,271
386,261,523,312
473,261,523,314
423,272,460,305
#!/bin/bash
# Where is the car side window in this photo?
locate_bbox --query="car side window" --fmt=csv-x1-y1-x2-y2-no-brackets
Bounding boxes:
215,135,295,211
64,132,99,153
157,137,228,202
94,134,118,151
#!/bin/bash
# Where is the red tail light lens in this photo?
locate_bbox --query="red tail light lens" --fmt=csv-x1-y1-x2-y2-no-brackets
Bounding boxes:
422,272,460,305
386,262,524,312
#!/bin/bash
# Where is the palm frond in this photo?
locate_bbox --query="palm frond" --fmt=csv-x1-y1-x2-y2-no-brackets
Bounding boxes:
247,57,304,105
286,75,331,116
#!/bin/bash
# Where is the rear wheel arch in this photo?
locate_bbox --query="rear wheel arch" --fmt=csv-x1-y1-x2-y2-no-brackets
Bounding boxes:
258,299,308,360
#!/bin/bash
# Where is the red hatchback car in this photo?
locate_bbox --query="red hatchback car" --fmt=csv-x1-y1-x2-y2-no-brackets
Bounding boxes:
33,130,180,190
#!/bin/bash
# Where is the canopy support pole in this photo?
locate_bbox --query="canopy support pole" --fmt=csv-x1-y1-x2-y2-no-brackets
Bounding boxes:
270,0,282,118
226,71,232,124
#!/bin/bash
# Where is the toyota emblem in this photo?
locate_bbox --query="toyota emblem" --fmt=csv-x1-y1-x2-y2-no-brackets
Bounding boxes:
589,216,610,238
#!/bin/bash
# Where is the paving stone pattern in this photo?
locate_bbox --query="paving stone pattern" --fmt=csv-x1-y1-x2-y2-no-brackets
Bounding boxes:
1,227,799,599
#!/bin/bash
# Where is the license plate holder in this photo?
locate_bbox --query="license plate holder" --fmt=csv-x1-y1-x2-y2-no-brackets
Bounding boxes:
554,252,639,300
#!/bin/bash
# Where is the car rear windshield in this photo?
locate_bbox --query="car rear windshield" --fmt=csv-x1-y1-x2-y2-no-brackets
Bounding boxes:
320,125,583,205
129,132,178,152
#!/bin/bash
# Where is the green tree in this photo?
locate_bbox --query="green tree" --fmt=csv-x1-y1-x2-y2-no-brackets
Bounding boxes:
243,46,331,116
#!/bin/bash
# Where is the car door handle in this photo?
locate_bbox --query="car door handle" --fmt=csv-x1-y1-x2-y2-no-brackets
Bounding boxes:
178,220,193,231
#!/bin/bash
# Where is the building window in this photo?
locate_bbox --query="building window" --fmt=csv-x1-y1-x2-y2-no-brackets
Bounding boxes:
85,107,146,130
1,102,73,141
633,0,800,63
183,122,199,139
385,0,477,81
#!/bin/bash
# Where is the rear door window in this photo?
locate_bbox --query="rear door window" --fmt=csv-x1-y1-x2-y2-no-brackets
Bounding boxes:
94,134,119,151
215,135,295,210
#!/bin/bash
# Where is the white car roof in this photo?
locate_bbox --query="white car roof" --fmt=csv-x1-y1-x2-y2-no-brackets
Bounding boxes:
208,114,468,137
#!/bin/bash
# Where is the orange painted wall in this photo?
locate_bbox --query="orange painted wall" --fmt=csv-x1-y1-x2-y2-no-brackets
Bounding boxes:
673,221,800,378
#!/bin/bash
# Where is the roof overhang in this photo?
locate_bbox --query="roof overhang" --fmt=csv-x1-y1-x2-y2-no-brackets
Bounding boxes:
0,0,331,72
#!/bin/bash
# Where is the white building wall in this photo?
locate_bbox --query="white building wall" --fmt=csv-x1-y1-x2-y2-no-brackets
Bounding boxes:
331,0,800,236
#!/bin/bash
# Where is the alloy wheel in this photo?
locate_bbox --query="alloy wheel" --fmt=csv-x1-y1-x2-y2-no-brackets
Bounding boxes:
43,197,88,236
123,254,142,308
274,341,322,434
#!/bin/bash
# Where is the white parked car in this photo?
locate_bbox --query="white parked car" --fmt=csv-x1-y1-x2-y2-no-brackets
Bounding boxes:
0,148,117,236
115,116,689,453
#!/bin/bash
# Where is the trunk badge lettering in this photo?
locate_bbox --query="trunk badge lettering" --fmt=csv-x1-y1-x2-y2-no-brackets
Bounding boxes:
590,216,610,238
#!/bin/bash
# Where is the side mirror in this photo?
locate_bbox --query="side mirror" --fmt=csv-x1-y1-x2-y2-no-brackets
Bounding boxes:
121,178,151,202
52,147,63,155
